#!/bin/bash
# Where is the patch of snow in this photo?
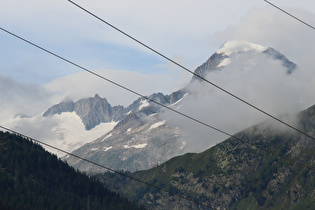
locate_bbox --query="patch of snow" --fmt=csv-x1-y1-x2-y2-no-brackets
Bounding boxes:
217,41,267,56
103,146,112,151
125,110,132,115
169,93,188,107
90,148,98,151
131,143,147,149
123,143,147,149
102,133,112,141
139,99,149,111
148,113,158,117
123,145,131,149
5,112,117,157
148,121,166,130
180,142,186,150
217,58,231,67
126,128,132,133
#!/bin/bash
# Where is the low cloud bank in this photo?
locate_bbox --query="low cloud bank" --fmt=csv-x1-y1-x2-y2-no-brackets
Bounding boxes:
161,50,314,153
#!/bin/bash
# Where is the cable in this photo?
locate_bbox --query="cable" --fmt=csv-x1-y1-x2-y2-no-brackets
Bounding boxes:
0,126,214,210
67,0,315,144
0,27,314,173
264,0,315,31
0,27,249,142
1,123,314,210
1,28,314,208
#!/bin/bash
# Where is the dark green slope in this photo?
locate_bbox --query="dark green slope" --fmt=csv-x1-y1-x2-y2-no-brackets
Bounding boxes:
97,105,315,209
0,131,145,210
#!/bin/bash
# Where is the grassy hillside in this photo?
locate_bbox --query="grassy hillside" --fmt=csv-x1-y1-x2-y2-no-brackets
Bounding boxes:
0,131,145,210
97,105,315,209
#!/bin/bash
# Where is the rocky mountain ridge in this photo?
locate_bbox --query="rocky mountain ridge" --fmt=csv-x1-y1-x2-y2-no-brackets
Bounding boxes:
6,40,299,172
64,40,298,172
43,90,187,131
43,94,125,130
64,90,188,172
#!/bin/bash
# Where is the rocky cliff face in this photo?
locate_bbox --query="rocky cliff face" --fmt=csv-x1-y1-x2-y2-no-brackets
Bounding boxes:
43,100,75,116
97,105,315,210
65,91,188,172
43,94,125,130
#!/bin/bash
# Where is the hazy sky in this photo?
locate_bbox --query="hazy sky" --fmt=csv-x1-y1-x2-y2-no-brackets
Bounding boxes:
1,0,315,121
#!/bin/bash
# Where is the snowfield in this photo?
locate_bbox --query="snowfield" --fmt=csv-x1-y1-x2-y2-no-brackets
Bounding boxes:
138,99,150,110
4,112,117,156
148,121,166,130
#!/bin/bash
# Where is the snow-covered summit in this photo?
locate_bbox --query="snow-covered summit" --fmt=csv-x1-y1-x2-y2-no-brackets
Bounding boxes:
191,40,295,82
216,41,267,56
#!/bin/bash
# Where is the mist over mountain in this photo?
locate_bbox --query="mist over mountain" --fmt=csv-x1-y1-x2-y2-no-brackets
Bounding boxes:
4,40,311,172
161,40,302,154
97,103,315,210
192,41,296,81
64,41,303,172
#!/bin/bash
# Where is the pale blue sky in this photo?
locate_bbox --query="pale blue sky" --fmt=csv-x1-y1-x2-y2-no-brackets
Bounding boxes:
1,0,314,83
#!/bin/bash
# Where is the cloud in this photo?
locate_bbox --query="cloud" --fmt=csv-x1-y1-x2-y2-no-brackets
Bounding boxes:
210,6,315,109
0,65,190,123
212,7,315,68
0,75,52,121
161,47,315,153
67,0,263,68
44,68,190,107
1,0,314,155
2,1,313,93
0,0,264,85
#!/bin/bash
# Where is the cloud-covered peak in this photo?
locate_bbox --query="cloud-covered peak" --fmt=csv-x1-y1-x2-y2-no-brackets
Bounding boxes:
217,40,267,56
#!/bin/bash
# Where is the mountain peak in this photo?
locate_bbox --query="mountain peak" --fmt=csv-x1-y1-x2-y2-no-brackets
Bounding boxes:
42,100,75,117
217,40,267,56
192,40,295,81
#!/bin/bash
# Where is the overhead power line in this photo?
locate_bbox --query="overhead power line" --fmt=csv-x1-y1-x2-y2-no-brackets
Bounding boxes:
0,125,214,209
264,0,315,31
0,27,249,142
1,122,314,210
0,27,314,173
67,0,315,144
1,28,314,208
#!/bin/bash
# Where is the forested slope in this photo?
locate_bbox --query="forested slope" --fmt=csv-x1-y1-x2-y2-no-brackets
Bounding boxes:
0,131,145,210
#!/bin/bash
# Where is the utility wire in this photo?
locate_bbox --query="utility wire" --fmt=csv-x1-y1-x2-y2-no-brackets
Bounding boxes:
0,126,214,210
0,27,243,143
1,28,315,208
0,27,314,173
264,0,315,31
1,122,314,210
67,0,315,144
1,3,314,209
